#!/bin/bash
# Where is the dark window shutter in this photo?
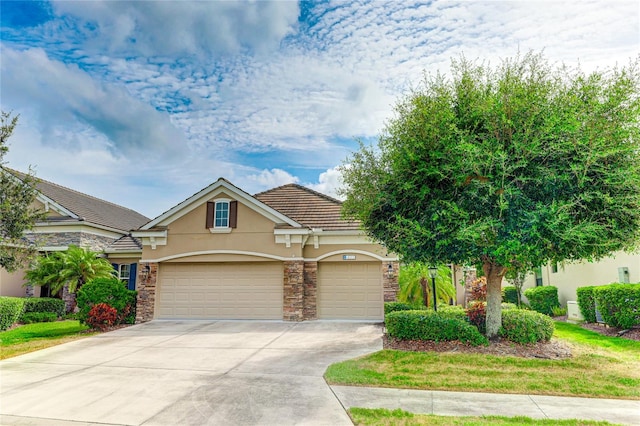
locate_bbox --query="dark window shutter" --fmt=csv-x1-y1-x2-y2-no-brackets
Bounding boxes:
206,201,214,228
229,200,238,228
111,263,119,278
128,263,137,291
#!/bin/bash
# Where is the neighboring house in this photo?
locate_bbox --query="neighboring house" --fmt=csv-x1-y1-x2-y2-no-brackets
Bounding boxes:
0,168,150,297
132,178,399,322
521,252,639,305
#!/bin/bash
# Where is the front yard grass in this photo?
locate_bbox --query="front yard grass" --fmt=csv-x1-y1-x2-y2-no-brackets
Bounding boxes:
0,320,92,360
349,408,618,426
325,321,640,400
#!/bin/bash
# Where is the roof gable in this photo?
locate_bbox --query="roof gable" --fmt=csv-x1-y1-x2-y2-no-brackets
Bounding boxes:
4,168,150,232
255,184,361,231
141,178,301,230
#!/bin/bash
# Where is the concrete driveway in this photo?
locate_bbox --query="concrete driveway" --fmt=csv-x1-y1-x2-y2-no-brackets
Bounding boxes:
0,321,383,425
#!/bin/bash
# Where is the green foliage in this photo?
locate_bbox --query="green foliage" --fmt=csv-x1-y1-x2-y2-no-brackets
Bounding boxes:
576,286,598,323
466,301,486,334
436,305,467,322
20,312,57,324
594,284,640,329
500,309,555,344
501,303,518,310
0,112,45,271
552,306,568,317
502,286,519,304
76,277,137,325
398,263,454,307
384,302,419,314
340,52,640,338
523,286,560,316
385,310,488,346
21,297,65,317
0,297,26,331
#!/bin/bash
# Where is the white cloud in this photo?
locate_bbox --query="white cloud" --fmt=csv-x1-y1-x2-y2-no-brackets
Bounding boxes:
51,0,300,57
0,47,187,159
244,169,299,191
307,166,344,200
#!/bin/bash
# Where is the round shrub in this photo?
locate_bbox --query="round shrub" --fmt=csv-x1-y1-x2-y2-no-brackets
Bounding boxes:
470,277,487,301
0,297,26,331
76,277,137,325
501,303,518,310
386,310,488,346
86,303,118,331
523,286,560,316
436,305,467,322
465,301,486,334
20,312,57,324
500,309,555,344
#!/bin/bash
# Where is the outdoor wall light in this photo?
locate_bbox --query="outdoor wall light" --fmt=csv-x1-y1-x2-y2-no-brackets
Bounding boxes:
387,263,394,278
428,266,438,312
141,264,151,280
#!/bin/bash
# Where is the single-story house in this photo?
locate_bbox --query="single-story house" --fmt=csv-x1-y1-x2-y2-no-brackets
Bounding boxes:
0,168,150,297
1,169,399,322
131,178,399,322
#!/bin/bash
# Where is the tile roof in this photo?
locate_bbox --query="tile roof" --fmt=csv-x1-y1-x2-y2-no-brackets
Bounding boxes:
255,184,361,231
4,168,150,232
107,235,143,252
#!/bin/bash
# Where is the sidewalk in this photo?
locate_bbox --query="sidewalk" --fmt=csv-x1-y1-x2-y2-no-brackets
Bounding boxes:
331,386,640,425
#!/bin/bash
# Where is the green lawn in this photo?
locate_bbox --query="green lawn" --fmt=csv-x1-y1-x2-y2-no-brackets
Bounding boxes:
0,320,92,359
325,321,640,399
348,408,618,426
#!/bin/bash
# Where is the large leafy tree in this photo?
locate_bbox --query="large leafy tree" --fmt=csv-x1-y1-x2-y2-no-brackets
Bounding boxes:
341,52,640,338
25,245,115,312
0,111,45,271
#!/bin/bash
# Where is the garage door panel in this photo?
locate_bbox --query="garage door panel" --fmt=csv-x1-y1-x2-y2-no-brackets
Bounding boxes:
157,262,283,319
317,262,383,320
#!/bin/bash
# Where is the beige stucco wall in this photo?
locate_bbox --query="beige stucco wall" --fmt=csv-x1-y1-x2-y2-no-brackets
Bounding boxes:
521,251,640,305
143,196,298,260
0,267,39,297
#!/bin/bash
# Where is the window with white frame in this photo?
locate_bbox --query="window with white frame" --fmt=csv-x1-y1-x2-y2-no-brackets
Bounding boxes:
119,264,131,286
214,200,229,228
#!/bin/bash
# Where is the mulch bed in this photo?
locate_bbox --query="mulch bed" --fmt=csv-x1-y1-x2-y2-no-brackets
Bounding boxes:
383,317,640,360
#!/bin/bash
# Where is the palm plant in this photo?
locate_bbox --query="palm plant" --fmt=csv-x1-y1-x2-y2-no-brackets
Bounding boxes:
25,245,115,312
398,263,455,308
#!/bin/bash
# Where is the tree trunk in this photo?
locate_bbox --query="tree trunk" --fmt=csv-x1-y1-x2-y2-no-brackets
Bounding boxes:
420,277,428,308
62,283,76,313
483,259,506,339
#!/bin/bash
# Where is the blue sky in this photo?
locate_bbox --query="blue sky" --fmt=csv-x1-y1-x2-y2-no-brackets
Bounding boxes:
1,1,638,218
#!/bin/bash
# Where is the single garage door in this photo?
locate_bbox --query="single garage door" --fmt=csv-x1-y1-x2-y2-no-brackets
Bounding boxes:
157,262,283,319
317,262,383,320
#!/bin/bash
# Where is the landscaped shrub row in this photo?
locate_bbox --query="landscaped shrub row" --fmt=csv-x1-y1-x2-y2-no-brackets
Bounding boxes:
523,286,560,316
502,286,519,305
385,310,489,346
384,302,417,314
499,309,554,344
594,284,640,329
76,277,137,327
0,297,26,331
21,297,65,318
576,286,597,323
20,312,58,324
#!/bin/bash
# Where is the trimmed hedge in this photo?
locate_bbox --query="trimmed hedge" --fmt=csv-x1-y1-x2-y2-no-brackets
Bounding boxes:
77,278,137,325
576,286,597,323
436,305,467,322
21,297,65,317
384,302,419,314
21,312,58,324
0,297,26,331
385,310,488,346
523,286,560,316
594,284,640,329
500,309,555,344
502,286,519,304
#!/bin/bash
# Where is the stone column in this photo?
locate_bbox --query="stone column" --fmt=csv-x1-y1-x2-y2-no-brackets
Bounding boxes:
283,260,304,321
303,261,318,320
135,262,158,323
464,268,478,307
382,261,400,302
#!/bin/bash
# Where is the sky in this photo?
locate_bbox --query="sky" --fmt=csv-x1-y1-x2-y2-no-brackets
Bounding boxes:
1,1,639,219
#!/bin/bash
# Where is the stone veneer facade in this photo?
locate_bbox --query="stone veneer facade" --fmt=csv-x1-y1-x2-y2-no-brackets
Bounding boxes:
134,260,399,323
29,232,118,251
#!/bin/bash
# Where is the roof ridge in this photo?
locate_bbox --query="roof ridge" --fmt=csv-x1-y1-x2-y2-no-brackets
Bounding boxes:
6,167,148,218
255,183,342,205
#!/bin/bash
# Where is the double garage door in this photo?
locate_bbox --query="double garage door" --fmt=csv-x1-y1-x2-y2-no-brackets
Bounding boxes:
157,261,383,320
